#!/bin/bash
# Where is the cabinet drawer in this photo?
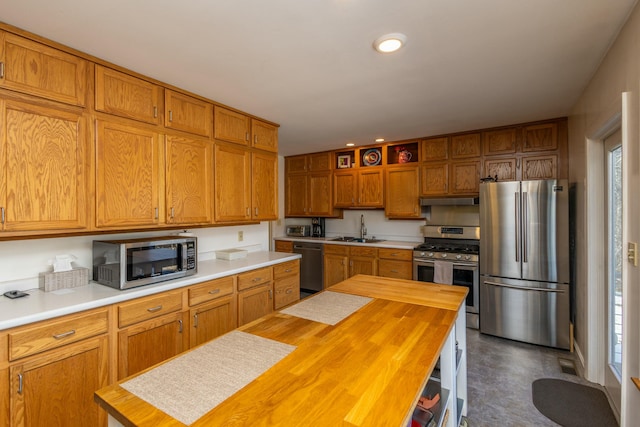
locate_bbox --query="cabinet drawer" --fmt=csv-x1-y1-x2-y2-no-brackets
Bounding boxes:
378,259,413,280
237,267,273,291
274,260,300,279
324,244,349,256
274,275,300,310
274,240,294,253
349,246,378,258
118,291,183,328
188,276,235,306
378,248,412,261
9,309,108,361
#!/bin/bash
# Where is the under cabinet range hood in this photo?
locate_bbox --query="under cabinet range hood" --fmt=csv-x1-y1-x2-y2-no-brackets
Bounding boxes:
419,197,479,206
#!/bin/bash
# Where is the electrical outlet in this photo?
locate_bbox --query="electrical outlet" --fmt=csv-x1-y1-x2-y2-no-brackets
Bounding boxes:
277,219,282,226
238,231,244,242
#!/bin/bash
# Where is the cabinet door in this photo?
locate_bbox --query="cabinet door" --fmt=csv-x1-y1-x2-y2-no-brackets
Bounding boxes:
286,155,307,173
349,257,377,277
285,174,308,217
274,275,300,310
165,135,213,225
164,90,212,137
386,166,420,218
308,152,332,171
450,161,480,195
0,32,87,106
358,169,384,207
9,336,108,427
450,133,481,159
484,157,517,181
251,119,278,152
274,240,294,253
214,143,251,222
95,65,161,124
308,172,333,216
189,295,237,348
1,367,7,427
118,311,186,379
522,122,557,152
483,127,518,156
1,100,88,232
334,171,357,208
238,283,273,326
95,120,161,228
421,137,449,161
251,151,278,220
324,254,349,288
420,162,448,196
213,106,250,145
522,154,558,180
378,259,413,280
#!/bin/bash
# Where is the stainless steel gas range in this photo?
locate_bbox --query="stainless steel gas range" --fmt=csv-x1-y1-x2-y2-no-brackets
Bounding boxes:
413,225,480,329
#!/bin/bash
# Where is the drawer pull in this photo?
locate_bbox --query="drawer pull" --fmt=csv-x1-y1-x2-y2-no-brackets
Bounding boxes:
284,269,292,273
18,373,23,394
391,270,399,273
208,289,220,295
53,329,76,340
285,289,292,294
147,305,163,313
178,319,183,333
252,277,263,282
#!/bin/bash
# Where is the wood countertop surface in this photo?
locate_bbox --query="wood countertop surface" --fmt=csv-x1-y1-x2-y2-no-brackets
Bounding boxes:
95,275,468,427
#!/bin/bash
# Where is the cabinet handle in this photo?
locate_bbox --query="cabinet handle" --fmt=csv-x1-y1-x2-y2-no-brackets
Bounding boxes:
178,319,183,333
193,314,198,328
246,207,250,216
147,305,163,313
0,62,4,79
17,374,23,395
208,289,220,295
255,207,258,216
0,207,4,224
391,270,399,273
154,207,159,220
245,132,250,142
284,269,292,273
170,207,175,219
254,135,258,144
153,106,158,118
169,110,173,122
53,329,76,340
268,289,273,299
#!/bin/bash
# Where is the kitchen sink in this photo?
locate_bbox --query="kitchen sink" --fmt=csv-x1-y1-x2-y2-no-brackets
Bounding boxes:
331,237,385,243
331,236,356,242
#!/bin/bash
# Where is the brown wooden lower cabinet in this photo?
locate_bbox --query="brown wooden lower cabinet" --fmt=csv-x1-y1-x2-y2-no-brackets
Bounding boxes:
9,335,109,427
273,259,301,309
189,295,237,348
238,283,273,326
1,366,7,427
117,311,186,379
378,248,413,280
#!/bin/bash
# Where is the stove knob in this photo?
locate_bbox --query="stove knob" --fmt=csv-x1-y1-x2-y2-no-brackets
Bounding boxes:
465,255,471,261
456,255,462,260
428,252,434,257
440,253,447,258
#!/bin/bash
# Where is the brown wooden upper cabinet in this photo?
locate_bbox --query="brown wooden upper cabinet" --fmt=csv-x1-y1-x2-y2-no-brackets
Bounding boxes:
214,106,278,152
165,90,212,137
285,152,335,217
0,31,88,106
421,137,449,161
334,169,384,208
450,133,481,159
95,65,162,125
286,152,332,173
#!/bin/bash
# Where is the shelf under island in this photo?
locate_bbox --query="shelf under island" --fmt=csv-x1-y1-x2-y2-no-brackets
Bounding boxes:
95,274,468,427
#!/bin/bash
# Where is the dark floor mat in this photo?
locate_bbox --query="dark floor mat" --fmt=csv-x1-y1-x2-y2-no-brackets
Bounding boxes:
532,378,618,427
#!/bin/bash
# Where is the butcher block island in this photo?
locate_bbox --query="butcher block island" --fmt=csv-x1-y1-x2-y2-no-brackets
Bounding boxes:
95,275,468,427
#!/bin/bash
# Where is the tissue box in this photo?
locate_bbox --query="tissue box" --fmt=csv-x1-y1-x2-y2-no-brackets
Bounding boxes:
39,267,89,291
215,249,248,260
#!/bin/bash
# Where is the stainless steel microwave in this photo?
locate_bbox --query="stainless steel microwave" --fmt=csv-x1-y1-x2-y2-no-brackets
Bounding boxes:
92,236,197,290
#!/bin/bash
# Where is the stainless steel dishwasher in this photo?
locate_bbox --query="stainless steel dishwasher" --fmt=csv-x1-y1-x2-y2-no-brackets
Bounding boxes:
293,242,324,293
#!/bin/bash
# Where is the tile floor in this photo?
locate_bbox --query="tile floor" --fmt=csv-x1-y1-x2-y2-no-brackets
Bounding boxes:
465,329,617,426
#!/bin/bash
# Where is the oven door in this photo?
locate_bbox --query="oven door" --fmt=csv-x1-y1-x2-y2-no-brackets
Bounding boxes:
413,259,479,314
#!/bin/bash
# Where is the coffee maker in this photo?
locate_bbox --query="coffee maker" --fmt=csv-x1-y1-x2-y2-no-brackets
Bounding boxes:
311,217,325,237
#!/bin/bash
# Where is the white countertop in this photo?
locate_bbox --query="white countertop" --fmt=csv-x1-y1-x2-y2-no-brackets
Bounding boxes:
0,252,300,331
274,236,418,250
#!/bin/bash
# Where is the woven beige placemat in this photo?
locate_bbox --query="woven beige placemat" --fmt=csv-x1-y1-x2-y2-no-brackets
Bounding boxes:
121,330,295,425
281,291,372,325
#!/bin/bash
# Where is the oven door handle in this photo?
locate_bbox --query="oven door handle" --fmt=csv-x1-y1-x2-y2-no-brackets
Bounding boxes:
413,259,478,268
483,280,564,293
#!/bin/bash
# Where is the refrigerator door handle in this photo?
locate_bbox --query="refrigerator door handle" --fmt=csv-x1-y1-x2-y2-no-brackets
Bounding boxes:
522,192,528,263
515,192,520,262
483,280,564,293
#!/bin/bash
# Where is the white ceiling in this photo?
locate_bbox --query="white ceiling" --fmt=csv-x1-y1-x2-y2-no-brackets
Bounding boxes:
1,0,637,156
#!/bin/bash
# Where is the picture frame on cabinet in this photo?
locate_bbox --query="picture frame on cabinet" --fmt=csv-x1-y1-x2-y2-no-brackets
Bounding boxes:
337,154,351,168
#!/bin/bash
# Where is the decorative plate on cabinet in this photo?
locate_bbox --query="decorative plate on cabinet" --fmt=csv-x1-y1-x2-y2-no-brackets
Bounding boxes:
362,148,381,166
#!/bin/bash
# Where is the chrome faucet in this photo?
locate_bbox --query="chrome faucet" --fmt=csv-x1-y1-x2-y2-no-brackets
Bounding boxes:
360,214,367,240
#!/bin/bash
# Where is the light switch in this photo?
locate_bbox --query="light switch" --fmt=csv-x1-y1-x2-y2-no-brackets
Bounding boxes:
628,242,638,267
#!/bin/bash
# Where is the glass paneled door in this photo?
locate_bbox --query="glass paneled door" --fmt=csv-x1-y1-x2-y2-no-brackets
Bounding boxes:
605,129,622,414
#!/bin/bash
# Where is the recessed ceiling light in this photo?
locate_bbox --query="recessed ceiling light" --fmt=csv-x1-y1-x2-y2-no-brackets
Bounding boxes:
346,143,355,147
373,33,407,53
375,138,385,142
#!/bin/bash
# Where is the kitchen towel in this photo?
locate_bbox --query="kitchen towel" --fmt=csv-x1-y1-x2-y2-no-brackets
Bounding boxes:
281,291,372,325
433,261,453,285
121,330,296,425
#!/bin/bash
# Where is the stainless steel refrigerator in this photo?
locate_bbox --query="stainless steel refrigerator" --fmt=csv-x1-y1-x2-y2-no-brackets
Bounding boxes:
479,179,570,349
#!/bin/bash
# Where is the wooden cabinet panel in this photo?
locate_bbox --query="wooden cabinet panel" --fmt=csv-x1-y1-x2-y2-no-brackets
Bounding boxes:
274,275,300,309
0,32,87,106
188,276,235,307
214,143,251,222
213,106,249,145
386,166,420,218
324,253,349,288
117,291,183,328
1,100,88,231
164,90,212,137
189,295,237,348
451,161,480,194
1,366,7,427
285,173,308,216
165,135,213,225
324,244,349,256
484,157,517,181
420,162,448,196
95,120,161,228
308,152,332,171
95,65,161,124
349,257,377,277
350,246,377,258
358,169,384,207
9,309,108,361
251,119,278,152
238,283,273,326
274,259,300,279
378,259,413,280
522,154,557,180
483,128,517,156
334,171,357,208
421,137,448,161
118,311,185,379
274,240,294,253
308,172,333,216
9,336,108,427
451,133,481,159
522,122,558,152
251,151,278,220
286,155,307,173
378,248,412,261
237,267,272,291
